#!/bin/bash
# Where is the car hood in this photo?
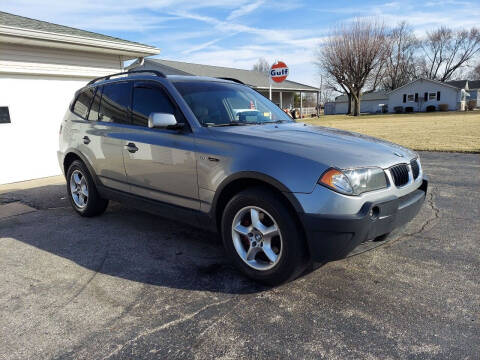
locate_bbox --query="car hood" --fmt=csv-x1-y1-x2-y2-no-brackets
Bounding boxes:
211,122,417,169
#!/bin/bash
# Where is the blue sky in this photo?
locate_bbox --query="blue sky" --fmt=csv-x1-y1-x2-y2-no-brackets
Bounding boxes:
2,0,480,86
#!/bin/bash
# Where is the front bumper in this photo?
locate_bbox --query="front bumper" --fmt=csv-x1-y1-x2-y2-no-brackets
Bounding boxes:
299,178,428,262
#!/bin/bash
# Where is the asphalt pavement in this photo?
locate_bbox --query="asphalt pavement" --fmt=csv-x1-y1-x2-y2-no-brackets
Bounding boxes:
0,151,479,359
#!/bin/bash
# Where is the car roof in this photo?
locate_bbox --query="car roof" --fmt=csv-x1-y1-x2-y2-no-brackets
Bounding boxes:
86,74,241,88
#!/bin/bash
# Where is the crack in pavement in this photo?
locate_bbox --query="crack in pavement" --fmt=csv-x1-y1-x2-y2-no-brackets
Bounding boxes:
101,298,233,360
383,185,441,249
59,252,109,311
15,251,110,340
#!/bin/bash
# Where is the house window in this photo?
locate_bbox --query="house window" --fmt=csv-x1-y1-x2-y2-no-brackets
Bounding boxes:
429,92,436,100
407,94,415,102
0,106,10,124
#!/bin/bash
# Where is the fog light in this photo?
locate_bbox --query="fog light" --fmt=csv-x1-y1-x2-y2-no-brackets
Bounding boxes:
370,206,380,220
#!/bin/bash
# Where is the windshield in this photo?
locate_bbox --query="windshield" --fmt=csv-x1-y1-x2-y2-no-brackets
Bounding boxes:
173,80,293,126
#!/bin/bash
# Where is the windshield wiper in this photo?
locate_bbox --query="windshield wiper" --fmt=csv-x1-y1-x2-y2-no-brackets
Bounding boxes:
262,120,291,124
206,122,249,127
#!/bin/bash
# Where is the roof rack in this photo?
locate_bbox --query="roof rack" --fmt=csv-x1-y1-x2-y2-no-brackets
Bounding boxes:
217,77,245,85
87,70,166,86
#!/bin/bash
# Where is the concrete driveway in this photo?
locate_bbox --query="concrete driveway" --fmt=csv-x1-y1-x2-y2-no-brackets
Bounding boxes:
0,152,479,359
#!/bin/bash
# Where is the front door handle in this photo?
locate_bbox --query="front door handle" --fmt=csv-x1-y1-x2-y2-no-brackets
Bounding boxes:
83,136,90,145
125,142,139,153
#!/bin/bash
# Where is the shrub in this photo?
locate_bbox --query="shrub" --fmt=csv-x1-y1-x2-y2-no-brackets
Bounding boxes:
439,104,449,111
394,106,403,114
467,100,477,111
405,106,414,113
426,105,436,112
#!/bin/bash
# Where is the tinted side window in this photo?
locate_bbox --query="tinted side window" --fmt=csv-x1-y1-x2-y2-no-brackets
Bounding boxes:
99,82,132,124
132,82,175,127
72,88,95,119
88,86,102,121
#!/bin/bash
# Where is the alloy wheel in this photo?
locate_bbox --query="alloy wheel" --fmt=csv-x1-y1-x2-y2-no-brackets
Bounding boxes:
70,169,89,208
231,206,283,271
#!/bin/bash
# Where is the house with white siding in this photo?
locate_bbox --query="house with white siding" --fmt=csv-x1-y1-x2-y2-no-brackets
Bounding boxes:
0,12,159,184
388,78,467,112
327,78,473,114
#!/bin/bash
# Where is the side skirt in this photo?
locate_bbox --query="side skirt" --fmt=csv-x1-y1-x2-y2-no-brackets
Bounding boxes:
97,185,216,232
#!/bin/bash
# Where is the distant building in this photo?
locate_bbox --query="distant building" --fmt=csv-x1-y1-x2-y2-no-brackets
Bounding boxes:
389,78,468,112
131,58,319,112
447,80,480,108
332,91,388,114
327,78,478,115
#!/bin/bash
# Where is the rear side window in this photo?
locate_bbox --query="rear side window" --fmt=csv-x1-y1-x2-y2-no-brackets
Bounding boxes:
99,82,132,124
72,88,95,119
132,82,175,127
88,86,102,121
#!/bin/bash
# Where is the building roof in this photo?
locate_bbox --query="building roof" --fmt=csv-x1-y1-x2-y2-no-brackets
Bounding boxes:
140,58,319,92
446,80,468,89
387,77,460,94
469,80,480,89
447,79,480,90
335,91,388,102
0,11,159,58
0,11,150,47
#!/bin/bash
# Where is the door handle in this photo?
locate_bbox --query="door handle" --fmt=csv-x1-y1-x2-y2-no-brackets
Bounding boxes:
83,136,90,145
125,142,139,153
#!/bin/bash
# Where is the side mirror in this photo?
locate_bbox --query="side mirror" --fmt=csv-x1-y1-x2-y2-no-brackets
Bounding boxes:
148,113,177,129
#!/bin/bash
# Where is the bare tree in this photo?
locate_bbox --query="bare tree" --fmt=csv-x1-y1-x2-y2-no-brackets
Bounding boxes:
420,26,480,81
317,19,387,116
381,22,419,90
469,61,480,79
252,57,270,76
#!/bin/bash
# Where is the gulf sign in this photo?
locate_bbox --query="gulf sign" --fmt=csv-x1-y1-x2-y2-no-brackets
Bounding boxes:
270,61,289,83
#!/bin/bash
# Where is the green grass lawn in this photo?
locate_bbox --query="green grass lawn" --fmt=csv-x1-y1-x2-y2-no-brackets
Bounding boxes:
302,111,480,153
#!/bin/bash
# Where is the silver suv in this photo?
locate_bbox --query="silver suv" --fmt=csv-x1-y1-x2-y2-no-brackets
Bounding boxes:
58,70,428,284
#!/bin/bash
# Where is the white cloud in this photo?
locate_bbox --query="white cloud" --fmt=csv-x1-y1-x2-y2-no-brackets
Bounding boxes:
2,0,477,87
227,0,264,20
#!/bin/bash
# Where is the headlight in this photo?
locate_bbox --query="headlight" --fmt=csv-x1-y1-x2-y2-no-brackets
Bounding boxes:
319,167,388,195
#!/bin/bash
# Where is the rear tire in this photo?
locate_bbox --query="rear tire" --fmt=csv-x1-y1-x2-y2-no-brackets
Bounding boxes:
66,160,108,217
221,187,308,285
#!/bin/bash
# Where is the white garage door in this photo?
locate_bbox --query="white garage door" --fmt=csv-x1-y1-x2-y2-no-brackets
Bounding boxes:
0,74,89,184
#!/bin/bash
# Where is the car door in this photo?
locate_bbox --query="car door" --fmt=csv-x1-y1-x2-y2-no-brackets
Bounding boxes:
122,80,199,210
79,81,132,192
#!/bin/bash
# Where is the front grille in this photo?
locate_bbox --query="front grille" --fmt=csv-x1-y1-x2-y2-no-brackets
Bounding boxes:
390,164,409,187
411,159,420,179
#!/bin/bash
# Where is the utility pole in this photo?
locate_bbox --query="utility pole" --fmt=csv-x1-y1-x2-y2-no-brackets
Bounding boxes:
319,75,323,115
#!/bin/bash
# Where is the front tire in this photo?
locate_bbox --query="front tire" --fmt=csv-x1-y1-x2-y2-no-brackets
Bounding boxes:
66,160,108,217
221,187,308,285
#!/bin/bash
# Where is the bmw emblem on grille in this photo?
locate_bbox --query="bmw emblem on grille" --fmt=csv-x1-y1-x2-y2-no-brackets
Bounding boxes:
394,152,404,157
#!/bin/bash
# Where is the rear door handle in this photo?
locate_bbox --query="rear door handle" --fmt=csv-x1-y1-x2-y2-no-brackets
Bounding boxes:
83,136,90,145
125,142,139,153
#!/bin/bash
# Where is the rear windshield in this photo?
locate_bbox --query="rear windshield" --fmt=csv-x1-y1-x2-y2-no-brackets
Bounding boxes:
172,81,292,126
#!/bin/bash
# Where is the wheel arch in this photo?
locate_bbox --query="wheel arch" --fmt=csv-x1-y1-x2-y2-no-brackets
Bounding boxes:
63,150,100,185
211,171,305,232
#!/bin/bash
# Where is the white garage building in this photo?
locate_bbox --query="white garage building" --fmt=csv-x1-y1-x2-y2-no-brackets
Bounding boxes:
0,12,159,184
331,91,388,114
